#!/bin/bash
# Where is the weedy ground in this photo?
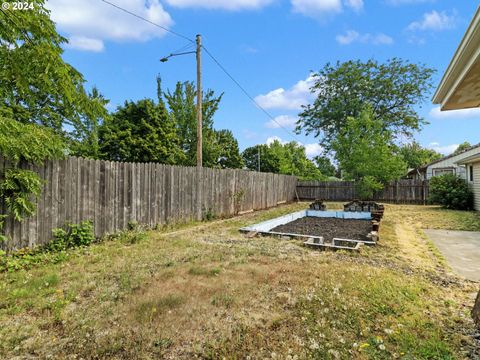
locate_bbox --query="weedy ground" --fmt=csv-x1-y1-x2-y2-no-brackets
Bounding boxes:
1,203,479,359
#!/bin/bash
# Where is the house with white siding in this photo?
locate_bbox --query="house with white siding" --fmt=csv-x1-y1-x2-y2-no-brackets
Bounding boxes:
407,144,480,182
432,6,480,211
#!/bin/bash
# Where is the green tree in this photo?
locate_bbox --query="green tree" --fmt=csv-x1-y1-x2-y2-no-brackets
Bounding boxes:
453,141,472,155
242,144,280,173
331,107,407,199
0,117,65,238
214,129,244,169
297,59,435,150
98,99,184,164
242,140,325,180
0,1,108,153
399,141,442,169
163,80,223,167
313,156,336,177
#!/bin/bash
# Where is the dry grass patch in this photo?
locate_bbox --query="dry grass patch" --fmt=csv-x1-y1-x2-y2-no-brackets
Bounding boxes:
0,202,478,359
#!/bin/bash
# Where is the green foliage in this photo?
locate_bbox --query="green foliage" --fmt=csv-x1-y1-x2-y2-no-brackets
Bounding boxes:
453,141,472,155
0,2,108,150
214,129,244,169
202,207,216,221
0,168,43,221
98,99,184,164
429,174,474,210
242,144,279,173
298,58,435,150
399,141,442,169
331,107,407,199
0,220,94,272
162,80,242,169
107,227,148,245
313,156,336,177
0,118,65,237
0,117,65,164
242,141,326,180
48,220,95,252
164,80,222,167
0,220,149,271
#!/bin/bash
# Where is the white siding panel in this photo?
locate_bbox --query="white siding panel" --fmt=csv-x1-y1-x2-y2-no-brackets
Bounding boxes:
473,162,480,211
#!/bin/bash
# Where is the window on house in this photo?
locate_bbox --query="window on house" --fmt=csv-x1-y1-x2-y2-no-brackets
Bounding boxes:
470,166,474,182
433,168,454,177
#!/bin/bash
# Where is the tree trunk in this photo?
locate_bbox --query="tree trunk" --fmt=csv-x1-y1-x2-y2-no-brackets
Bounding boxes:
473,289,480,328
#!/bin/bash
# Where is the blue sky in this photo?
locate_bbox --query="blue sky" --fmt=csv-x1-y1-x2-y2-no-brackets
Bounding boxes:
47,0,480,157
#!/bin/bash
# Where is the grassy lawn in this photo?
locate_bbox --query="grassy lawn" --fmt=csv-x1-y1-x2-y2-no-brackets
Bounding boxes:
1,203,479,359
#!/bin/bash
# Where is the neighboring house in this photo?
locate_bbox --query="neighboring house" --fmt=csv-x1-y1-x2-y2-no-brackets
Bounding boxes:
432,6,480,212
406,144,480,181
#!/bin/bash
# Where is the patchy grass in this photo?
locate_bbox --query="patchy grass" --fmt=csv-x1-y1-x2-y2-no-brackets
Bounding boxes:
0,202,478,359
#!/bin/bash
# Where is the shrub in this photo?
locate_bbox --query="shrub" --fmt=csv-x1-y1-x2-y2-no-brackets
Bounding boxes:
48,221,95,251
428,174,474,210
356,176,384,200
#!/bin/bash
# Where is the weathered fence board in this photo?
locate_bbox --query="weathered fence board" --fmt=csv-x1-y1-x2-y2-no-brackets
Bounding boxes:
1,157,297,249
296,180,429,204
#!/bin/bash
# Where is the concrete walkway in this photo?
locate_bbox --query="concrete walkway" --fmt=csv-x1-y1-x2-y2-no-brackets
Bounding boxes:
424,229,480,282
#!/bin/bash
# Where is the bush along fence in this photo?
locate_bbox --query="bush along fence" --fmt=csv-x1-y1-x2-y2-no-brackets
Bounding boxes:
0,156,297,250
296,180,429,204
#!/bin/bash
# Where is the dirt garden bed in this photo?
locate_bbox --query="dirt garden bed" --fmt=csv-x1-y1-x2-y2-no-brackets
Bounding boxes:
271,216,372,242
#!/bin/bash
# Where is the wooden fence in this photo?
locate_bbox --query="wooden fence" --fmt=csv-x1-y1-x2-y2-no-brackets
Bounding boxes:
296,180,429,204
0,157,297,250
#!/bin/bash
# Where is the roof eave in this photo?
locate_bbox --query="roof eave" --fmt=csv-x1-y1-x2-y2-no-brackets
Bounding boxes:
432,6,480,109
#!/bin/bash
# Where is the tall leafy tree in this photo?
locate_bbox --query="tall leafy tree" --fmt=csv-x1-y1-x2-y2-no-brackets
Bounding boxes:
399,141,442,169
214,129,244,169
242,144,280,173
314,156,336,177
331,107,407,199
98,99,184,164
163,80,223,167
453,141,472,155
297,59,435,151
0,1,108,151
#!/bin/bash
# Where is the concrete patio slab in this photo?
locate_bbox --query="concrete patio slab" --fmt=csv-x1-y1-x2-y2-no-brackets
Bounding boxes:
424,229,480,282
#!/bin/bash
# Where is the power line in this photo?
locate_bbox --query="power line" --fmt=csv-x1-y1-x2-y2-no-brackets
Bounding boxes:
172,42,195,55
201,45,302,142
100,0,194,43
99,0,302,142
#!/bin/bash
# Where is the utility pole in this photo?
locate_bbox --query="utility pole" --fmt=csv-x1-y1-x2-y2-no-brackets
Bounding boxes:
196,34,202,168
159,36,203,219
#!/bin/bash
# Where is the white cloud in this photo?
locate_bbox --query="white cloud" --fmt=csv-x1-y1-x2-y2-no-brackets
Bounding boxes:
165,0,274,10
427,142,458,155
266,136,287,145
386,0,433,5
291,0,363,18
407,10,457,32
255,75,316,110
265,115,298,129
66,36,105,52
429,106,480,120
345,0,363,12
304,143,323,157
336,30,393,45
46,0,173,51
292,0,342,16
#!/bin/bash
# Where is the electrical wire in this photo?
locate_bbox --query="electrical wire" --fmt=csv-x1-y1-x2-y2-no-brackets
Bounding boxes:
99,0,302,142
201,45,303,141
100,0,194,43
